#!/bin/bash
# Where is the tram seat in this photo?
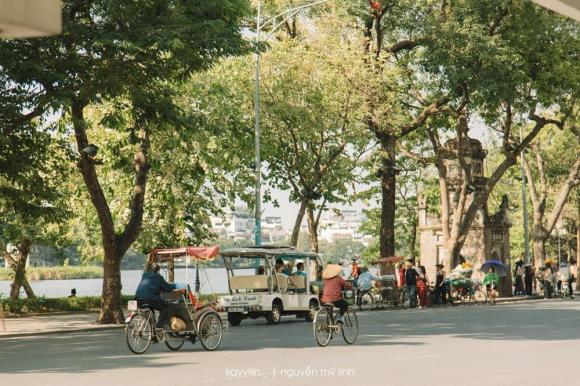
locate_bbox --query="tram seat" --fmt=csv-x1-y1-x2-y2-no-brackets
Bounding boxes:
288,275,306,290
230,275,269,291
275,274,289,293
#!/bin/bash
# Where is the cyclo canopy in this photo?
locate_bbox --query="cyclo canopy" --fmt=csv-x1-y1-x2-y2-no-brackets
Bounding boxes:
147,246,220,264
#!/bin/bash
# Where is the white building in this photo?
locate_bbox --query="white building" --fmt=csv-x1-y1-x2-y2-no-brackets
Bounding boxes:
261,216,290,244
313,209,372,246
210,205,255,241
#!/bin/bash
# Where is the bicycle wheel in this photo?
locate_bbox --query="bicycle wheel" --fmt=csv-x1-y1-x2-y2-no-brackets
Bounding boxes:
450,288,463,305
359,292,374,312
313,308,332,347
198,312,223,351
341,308,358,344
126,312,153,355
165,332,186,351
473,289,487,305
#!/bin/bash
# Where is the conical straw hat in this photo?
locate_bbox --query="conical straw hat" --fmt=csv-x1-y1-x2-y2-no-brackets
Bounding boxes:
322,264,342,279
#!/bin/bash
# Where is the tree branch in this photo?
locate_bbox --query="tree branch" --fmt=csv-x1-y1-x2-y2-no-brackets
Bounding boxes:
117,114,151,255
400,96,450,137
521,153,540,209
545,156,580,234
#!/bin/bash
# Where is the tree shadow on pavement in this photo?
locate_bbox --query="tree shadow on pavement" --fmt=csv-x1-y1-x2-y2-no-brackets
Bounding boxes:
3,300,571,373
0,331,197,374
382,300,580,342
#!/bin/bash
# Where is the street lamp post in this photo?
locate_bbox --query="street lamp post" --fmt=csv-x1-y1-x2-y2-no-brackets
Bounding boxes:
253,0,330,246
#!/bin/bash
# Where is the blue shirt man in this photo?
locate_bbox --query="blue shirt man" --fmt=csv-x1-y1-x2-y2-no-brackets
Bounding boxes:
135,264,174,328
357,268,377,291
135,269,174,302
294,262,307,278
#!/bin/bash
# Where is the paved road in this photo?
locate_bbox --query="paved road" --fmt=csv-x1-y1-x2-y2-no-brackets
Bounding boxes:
2,299,580,386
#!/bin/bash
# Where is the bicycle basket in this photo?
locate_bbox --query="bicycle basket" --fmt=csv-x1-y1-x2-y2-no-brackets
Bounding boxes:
342,289,355,306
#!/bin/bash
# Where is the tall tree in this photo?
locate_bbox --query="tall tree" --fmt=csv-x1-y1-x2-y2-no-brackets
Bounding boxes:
0,0,250,323
348,0,451,259
414,1,579,267
0,122,70,300
259,38,371,250
521,128,580,265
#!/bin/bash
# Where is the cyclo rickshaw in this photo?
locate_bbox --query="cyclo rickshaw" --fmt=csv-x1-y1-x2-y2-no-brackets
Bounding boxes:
125,246,225,354
446,266,487,305
357,256,405,311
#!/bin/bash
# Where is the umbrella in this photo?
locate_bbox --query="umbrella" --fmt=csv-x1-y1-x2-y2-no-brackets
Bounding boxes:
371,256,406,265
481,259,508,277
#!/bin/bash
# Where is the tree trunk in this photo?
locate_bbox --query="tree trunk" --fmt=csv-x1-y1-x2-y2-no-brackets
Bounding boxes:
98,245,124,324
532,209,548,267
380,136,397,258
71,101,150,324
409,216,418,258
533,238,547,268
577,201,580,264
290,197,309,247
306,206,319,253
575,200,579,287
9,238,35,301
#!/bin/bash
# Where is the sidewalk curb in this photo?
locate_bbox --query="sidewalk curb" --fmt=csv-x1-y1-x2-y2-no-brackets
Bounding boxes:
0,325,124,339
494,296,544,303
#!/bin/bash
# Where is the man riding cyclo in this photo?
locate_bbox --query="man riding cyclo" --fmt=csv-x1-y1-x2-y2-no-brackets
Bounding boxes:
134,262,174,330
321,264,353,324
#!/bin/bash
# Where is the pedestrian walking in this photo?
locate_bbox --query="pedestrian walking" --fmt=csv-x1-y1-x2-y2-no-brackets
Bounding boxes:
542,260,555,299
435,264,447,305
397,263,406,288
416,265,429,308
524,264,533,296
559,260,574,299
404,259,420,309
483,266,499,304
513,258,525,296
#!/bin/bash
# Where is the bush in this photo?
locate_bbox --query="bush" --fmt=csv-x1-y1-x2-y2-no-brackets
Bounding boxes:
0,295,132,314
0,293,220,314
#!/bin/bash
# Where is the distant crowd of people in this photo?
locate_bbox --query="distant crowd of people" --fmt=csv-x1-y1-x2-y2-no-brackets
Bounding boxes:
345,255,577,310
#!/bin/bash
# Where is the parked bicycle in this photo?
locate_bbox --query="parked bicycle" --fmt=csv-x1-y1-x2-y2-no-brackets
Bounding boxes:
449,279,487,305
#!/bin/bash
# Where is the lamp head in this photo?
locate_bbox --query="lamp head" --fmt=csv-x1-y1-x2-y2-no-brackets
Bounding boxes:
81,144,99,158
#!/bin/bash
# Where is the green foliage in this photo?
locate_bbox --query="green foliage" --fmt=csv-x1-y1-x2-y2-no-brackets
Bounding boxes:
0,295,104,314
319,239,367,264
260,36,371,206
0,293,219,314
0,0,252,263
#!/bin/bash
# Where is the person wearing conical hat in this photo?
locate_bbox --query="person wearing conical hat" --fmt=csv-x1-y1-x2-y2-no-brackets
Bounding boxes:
321,264,353,324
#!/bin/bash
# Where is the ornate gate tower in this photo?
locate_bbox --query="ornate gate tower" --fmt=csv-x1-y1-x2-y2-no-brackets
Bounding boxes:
418,137,513,296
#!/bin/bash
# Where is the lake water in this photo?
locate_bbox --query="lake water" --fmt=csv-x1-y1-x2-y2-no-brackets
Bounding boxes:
0,268,237,298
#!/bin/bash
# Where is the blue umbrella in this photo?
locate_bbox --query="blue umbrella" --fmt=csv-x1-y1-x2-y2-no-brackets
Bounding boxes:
481,259,508,277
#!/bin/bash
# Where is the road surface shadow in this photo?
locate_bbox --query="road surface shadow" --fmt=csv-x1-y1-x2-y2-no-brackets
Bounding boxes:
2,300,576,373
0,331,197,373
382,299,580,342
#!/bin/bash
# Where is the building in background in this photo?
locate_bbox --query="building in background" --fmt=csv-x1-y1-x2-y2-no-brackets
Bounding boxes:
261,216,289,244
211,204,255,242
315,210,372,246
418,137,512,296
